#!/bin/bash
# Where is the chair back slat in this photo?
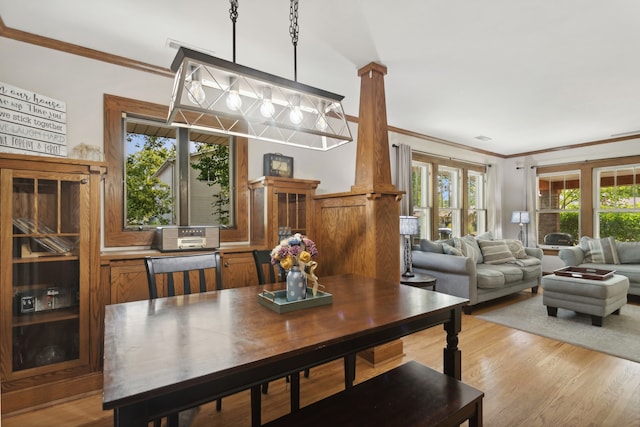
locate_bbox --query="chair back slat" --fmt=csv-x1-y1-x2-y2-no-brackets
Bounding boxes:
145,252,222,299
253,249,284,285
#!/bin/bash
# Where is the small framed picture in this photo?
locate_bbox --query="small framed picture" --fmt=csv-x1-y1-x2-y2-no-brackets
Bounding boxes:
263,153,294,178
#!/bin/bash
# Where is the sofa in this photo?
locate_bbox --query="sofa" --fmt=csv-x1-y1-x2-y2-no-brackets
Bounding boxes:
412,234,543,313
558,236,640,296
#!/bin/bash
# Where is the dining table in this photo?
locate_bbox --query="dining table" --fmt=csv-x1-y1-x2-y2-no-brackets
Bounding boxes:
102,273,469,426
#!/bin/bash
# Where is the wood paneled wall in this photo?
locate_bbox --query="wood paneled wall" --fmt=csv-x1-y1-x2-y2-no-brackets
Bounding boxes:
314,192,400,283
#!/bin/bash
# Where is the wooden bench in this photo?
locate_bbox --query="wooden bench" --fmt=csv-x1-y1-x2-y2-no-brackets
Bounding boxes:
263,360,484,427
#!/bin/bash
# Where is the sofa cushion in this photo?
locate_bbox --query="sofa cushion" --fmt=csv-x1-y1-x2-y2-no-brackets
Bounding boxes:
615,241,640,264
514,257,541,267
475,265,506,289
579,236,620,264
483,263,525,284
477,239,516,264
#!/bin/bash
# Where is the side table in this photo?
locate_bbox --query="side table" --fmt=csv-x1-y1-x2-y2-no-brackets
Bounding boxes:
400,273,437,291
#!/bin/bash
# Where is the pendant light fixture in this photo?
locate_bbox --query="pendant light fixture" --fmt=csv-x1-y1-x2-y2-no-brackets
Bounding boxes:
167,0,352,151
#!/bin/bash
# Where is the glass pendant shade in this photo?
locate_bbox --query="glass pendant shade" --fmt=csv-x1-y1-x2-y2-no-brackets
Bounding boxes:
168,47,353,151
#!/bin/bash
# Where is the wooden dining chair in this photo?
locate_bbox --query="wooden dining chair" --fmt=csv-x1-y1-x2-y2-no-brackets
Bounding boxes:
144,252,227,427
252,249,311,395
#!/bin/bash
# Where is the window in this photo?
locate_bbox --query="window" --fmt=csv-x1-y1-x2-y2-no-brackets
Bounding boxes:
411,161,432,240
536,171,580,244
104,94,248,247
437,166,461,239
411,153,488,239
467,171,486,236
124,117,234,228
595,165,640,241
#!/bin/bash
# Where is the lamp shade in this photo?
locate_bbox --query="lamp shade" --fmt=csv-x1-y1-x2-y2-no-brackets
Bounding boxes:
510,211,530,224
399,216,419,235
168,47,353,151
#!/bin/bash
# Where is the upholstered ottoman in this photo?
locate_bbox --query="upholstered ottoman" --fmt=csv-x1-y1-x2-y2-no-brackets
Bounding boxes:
541,273,629,326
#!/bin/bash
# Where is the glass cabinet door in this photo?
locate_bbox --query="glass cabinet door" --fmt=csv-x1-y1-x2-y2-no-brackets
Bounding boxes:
2,171,88,379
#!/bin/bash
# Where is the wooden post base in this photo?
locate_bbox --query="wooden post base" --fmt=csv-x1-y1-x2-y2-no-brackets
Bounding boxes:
357,339,404,366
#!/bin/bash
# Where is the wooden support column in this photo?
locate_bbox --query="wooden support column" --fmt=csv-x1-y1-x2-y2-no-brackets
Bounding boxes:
313,62,404,365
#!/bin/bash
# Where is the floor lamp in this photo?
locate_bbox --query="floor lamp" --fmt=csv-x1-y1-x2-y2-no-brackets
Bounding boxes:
511,211,530,246
400,216,419,277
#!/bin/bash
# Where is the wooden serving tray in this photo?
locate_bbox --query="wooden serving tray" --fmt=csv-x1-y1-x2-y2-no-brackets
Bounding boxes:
258,289,332,314
553,266,615,280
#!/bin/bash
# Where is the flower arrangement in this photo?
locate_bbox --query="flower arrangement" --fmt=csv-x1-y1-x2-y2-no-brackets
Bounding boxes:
270,233,318,271
271,233,321,296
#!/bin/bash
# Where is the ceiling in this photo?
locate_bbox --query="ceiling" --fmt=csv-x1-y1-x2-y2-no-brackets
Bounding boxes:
3,0,640,156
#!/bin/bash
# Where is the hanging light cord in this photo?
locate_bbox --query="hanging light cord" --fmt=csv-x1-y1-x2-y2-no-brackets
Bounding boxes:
289,0,299,81
229,0,239,62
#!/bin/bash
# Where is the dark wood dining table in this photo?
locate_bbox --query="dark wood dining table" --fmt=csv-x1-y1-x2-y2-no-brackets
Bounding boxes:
102,274,469,426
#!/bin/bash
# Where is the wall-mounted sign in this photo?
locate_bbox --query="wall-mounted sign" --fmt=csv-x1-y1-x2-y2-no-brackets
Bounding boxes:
0,82,67,157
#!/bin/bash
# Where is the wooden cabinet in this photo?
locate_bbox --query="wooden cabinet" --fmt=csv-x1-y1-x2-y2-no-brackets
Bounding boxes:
220,250,258,287
0,153,104,413
104,249,258,305
249,176,319,249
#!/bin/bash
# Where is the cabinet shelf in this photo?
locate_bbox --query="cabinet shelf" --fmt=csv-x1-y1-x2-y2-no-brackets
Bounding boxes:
13,308,80,327
13,255,78,264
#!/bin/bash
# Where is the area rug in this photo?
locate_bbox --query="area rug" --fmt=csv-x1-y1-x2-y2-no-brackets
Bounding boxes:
476,296,640,363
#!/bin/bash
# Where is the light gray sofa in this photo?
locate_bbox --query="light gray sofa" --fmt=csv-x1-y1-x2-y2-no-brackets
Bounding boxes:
412,235,543,314
558,237,640,296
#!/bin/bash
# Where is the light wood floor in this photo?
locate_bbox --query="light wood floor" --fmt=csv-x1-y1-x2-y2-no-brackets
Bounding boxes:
3,292,640,427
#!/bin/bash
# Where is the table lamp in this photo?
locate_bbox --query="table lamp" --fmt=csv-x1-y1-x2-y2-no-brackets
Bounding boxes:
400,216,419,277
510,211,530,245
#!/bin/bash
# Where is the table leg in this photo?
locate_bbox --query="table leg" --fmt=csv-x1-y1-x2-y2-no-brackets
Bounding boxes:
290,371,301,412
443,306,462,380
344,353,356,389
251,385,262,427
114,405,148,427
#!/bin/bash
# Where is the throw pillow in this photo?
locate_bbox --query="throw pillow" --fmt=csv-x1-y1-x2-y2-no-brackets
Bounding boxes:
442,242,463,256
504,239,528,259
419,239,444,254
475,231,494,241
462,234,484,263
453,237,479,263
579,236,620,264
477,239,516,264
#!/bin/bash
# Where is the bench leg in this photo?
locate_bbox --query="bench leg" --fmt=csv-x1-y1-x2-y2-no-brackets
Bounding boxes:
546,306,557,317
469,399,483,427
531,285,539,294
612,308,621,315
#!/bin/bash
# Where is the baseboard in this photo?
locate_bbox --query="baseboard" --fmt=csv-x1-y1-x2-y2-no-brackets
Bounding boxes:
1,372,103,415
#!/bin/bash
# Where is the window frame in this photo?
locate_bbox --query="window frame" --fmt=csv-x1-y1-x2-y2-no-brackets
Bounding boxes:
535,155,640,241
411,152,488,239
104,94,248,247
536,170,581,245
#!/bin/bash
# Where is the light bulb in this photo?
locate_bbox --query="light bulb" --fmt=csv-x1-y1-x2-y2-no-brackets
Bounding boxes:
289,95,303,125
226,78,242,111
260,87,275,118
316,115,328,131
186,65,206,105
315,101,328,131
187,80,206,105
